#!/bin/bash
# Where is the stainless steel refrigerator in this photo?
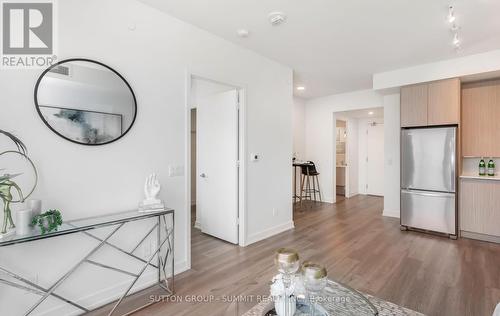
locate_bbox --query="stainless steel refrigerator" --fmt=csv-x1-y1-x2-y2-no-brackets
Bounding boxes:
401,126,457,237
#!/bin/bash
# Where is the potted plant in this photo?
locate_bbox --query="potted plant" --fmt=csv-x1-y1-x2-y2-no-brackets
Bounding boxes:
31,209,63,234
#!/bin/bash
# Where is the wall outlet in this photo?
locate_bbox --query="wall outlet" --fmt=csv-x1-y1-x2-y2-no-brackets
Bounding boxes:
272,208,278,217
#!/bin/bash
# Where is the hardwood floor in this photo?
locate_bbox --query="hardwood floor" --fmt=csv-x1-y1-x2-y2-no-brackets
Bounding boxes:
135,195,500,316
336,194,346,202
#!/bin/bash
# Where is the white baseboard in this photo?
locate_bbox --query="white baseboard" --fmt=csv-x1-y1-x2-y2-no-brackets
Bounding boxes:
323,196,335,203
383,209,400,218
35,260,189,316
246,221,295,246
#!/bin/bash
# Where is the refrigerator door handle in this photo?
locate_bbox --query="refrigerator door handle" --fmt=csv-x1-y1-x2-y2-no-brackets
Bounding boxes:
401,189,455,198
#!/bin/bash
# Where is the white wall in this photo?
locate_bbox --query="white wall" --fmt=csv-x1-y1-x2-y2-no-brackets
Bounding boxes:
292,97,306,198
305,90,400,217
373,49,500,90
0,0,293,314
305,89,384,202
293,97,306,160
382,94,401,218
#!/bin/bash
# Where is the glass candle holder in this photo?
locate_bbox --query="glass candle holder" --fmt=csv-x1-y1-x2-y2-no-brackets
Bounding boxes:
274,248,300,316
29,199,42,217
301,262,327,316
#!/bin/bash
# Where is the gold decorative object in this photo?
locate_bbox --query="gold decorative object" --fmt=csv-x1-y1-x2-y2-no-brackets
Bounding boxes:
274,248,300,287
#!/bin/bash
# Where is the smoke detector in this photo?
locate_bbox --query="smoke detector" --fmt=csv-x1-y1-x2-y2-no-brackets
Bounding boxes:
268,12,287,26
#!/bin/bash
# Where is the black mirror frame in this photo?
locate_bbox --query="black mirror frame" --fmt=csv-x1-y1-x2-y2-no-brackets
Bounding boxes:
34,58,137,146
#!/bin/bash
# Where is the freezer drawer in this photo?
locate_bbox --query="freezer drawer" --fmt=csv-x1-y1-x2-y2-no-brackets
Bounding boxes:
401,189,456,235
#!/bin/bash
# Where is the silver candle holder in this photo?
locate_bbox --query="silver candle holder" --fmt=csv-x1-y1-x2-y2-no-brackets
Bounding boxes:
274,248,300,316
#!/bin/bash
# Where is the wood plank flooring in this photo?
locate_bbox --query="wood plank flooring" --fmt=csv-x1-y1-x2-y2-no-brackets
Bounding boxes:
134,195,500,316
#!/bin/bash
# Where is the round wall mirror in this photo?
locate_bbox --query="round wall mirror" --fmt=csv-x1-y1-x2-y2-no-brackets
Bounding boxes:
34,59,137,145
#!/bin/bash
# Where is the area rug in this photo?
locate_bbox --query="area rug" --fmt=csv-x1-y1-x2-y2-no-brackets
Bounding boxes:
242,293,425,316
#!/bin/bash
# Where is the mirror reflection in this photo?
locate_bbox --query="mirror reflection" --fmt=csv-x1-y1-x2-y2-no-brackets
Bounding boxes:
35,59,136,145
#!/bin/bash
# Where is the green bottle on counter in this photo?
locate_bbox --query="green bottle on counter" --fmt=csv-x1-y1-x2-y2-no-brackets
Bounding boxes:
479,158,486,176
488,159,495,176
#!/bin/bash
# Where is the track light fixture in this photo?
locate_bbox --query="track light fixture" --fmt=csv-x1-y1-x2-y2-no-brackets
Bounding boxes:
447,6,456,24
447,5,462,51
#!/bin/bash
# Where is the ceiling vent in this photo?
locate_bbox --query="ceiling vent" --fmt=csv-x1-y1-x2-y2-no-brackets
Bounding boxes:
268,12,287,26
49,65,71,76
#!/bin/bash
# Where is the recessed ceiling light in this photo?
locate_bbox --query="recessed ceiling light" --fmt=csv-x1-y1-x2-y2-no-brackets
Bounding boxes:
268,12,287,26
368,111,374,115
296,86,305,91
237,29,250,38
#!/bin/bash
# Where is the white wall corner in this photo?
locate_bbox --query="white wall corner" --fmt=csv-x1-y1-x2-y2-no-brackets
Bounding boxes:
324,196,335,204
382,209,400,218
246,221,295,246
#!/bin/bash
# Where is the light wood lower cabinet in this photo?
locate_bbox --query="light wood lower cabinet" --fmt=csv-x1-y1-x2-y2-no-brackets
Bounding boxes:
460,178,500,240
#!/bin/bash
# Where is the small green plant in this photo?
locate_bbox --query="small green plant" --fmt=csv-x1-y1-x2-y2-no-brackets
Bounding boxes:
31,209,63,234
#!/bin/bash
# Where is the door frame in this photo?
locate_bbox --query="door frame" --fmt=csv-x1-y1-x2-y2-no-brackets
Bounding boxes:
366,121,385,196
334,118,349,199
184,70,247,269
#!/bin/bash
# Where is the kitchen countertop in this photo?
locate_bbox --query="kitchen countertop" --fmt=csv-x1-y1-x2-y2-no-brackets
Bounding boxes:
460,174,500,181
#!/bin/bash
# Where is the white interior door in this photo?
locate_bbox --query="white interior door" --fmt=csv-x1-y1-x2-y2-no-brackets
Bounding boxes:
196,90,239,244
367,124,384,196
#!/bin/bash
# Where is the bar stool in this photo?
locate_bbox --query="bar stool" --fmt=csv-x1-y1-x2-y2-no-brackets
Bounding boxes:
300,161,322,203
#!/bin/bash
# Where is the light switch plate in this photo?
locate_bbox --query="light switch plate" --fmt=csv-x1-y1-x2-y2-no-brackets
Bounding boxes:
168,165,184,177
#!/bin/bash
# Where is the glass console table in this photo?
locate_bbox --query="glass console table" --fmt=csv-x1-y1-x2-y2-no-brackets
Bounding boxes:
0,209,174,316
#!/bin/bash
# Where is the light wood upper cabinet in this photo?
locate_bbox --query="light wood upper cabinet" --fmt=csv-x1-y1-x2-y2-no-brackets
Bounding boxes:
401,84,428,127
462,79,500,157
400,78,460,128
428,78,461,126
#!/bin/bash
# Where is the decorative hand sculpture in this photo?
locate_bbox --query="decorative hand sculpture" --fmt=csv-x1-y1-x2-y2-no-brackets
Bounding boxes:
142,173,162,206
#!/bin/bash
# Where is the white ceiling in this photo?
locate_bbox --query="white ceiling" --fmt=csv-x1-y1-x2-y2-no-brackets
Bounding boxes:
140,0,500,99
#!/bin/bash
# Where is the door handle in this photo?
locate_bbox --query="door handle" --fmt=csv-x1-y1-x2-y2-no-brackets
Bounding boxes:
401,189,454,198
200,173,207,178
